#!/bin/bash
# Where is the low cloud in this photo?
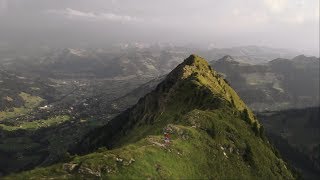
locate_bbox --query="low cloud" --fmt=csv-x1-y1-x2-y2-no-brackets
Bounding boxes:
47,8,142,23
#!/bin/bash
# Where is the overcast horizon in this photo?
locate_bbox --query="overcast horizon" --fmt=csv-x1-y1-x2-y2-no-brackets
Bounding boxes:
0,0,319,55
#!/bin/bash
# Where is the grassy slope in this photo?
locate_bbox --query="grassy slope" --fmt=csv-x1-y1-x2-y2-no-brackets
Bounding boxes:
6,109,293,179
5,55,295,179
0,115,70,131
0,92,44,121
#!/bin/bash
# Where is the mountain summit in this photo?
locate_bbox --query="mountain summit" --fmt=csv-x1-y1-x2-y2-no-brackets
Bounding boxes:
219,55,235,62
77,54,258,151
6,55,295,179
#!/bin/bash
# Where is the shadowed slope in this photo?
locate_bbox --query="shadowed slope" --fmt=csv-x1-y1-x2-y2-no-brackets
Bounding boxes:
5,55,295,179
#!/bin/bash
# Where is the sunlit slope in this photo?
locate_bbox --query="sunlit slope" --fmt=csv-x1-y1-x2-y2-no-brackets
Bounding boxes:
6,55,295,179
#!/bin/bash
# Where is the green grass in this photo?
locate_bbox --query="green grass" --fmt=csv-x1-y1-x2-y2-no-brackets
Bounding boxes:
19,92,44,107
5,110,294,179
3,55,296,179
0,115,70,131
0,92,44,121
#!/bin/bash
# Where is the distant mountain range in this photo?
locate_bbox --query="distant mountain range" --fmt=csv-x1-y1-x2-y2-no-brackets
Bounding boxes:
0,45,305,79
211,54,319,112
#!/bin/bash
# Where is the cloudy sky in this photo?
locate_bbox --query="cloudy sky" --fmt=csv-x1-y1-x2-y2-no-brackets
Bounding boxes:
0,0,319,54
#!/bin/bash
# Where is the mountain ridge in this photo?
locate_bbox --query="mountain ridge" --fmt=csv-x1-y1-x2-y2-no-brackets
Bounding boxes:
76,54,258,153
5,55,295,179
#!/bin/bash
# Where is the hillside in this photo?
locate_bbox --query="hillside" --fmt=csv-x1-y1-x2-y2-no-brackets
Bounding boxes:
258,107,320,179
0,64,148,176
5,55,295,179
211,55,320,112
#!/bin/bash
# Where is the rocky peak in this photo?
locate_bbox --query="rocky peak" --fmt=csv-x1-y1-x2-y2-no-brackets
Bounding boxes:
166,54,213,81
220,55,235,62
